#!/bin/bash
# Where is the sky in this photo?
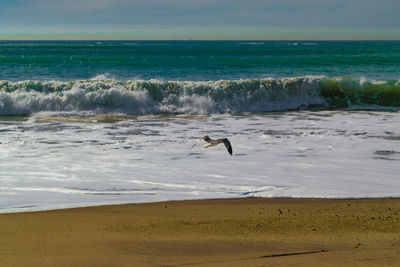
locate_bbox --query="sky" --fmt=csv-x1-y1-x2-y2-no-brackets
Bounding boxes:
0,0,399,40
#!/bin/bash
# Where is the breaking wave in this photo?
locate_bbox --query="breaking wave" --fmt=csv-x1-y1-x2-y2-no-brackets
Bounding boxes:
0,76,399,116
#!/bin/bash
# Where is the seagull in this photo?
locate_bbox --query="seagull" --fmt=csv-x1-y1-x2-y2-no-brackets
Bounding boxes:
201,135,233,156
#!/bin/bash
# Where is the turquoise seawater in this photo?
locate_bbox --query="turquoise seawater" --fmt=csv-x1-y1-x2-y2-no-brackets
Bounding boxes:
0,41,399,114
1,40,399,81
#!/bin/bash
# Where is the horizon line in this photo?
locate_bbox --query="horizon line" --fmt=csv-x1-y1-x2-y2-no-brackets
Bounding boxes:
1,39,399,42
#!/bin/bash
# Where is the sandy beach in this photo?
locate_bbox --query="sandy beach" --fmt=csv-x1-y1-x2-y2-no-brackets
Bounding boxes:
1,198,399,266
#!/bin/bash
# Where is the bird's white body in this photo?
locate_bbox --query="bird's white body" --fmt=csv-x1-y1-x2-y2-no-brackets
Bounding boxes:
203,141,222,148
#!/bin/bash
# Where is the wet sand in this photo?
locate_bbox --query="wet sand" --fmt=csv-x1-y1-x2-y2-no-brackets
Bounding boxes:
1,198,400,266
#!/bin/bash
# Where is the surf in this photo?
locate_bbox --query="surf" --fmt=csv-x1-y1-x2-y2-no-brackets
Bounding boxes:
0,76,399,116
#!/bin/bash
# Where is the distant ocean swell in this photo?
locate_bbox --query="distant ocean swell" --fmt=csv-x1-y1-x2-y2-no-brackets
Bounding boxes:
0,77,399,116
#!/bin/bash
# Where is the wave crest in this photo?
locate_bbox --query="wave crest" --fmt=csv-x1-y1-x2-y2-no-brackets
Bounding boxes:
0,76,399,116
320,78,400,108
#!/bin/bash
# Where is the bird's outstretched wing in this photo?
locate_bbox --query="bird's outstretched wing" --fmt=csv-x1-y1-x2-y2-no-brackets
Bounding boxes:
222,138,233,156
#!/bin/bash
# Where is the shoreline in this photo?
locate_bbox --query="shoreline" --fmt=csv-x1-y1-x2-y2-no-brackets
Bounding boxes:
4,196,400,215
1,197,400,266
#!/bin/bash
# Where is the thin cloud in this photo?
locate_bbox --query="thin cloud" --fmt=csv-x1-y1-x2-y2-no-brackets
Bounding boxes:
1,0,399,39
3,0,400,27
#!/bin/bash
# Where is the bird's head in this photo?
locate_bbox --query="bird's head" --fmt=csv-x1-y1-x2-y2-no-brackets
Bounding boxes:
201,135,210,141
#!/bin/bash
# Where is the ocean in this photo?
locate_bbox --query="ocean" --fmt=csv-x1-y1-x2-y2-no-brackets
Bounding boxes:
1,40,400,213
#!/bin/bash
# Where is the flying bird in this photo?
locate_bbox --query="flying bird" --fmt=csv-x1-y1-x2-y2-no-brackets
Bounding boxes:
201,135,233,156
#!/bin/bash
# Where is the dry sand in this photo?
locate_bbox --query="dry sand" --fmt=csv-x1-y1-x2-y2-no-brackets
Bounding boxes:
1,198,400,266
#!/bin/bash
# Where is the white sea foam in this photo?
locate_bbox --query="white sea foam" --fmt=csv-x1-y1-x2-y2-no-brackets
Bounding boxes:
1,111,400,213
0,77,327,116
239,42,265,45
